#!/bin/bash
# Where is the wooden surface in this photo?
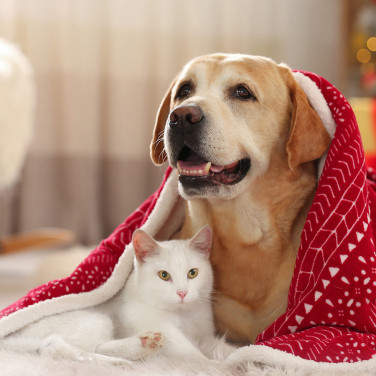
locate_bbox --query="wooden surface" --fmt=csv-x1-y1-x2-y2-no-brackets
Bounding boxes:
0,228,75,255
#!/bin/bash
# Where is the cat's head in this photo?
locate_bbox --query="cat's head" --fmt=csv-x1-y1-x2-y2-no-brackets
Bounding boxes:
132,226,213,310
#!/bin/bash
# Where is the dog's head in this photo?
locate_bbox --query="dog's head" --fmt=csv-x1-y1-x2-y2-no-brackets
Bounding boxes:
151,54,331,200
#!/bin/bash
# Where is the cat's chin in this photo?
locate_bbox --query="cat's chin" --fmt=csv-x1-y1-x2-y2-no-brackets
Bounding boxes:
175,301,189,309
175,298,202,310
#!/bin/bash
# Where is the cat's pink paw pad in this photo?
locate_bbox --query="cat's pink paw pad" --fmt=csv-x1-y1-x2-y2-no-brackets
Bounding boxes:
139,332,164,349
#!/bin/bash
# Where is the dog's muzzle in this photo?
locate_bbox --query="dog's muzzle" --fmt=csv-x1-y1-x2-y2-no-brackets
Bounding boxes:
166,105,251,189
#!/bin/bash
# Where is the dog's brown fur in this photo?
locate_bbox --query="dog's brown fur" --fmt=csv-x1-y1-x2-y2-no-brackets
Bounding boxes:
150,54,331,344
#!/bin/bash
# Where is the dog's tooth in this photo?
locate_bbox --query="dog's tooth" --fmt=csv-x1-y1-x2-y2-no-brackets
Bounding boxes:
203,162,211,174
178,166,210,176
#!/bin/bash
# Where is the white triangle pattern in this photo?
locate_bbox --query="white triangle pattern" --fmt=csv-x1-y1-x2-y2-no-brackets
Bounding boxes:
329,267,339,277
363,221,368,231
356,232,364,242
314,291,322,301
348,243,356,252
288,326,297,334
305,303,313,313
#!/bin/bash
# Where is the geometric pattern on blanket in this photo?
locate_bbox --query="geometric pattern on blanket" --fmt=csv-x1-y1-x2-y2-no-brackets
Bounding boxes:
256,72,376,362
1,71,376,364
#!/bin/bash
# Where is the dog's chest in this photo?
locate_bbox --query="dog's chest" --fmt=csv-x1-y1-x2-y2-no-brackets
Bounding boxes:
210,237,295,344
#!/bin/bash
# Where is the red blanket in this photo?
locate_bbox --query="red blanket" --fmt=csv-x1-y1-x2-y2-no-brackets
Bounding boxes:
1,71,376,364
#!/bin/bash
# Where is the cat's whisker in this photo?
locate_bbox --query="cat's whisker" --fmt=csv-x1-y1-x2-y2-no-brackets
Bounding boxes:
209,291,225,301
197,298,214,304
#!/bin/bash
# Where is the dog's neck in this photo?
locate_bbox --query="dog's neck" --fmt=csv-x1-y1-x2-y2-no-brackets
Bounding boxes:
177,161,317,252
182,196,265,245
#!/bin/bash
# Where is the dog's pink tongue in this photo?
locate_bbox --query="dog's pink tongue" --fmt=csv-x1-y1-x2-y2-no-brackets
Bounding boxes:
211,161,238,173
210,164,226,173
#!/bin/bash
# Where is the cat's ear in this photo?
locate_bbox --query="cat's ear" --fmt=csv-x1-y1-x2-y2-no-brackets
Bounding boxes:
132,229,159,263
189,225,212,258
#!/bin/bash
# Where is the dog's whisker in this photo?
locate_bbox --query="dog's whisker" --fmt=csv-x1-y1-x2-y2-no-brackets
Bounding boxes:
158,150,168,164
153,130,165,145
154,135,164,145
154,137,164,149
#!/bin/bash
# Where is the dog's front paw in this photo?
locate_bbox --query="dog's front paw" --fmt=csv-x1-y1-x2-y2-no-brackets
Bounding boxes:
139,332,164,350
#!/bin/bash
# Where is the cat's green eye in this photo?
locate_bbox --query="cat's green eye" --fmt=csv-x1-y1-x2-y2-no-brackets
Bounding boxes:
158,270,171,281
188,268,198,279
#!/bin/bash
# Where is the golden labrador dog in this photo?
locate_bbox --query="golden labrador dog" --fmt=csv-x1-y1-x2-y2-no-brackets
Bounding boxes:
150,54,331,344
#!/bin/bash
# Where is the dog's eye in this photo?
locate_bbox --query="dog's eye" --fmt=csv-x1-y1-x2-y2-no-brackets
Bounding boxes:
176,84,191,99
233,85,255,100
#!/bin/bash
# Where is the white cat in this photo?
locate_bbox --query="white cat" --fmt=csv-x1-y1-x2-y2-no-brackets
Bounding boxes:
1,226,235,364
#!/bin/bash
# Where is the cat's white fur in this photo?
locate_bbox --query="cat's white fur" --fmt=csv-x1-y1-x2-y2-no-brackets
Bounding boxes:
2,226,235,364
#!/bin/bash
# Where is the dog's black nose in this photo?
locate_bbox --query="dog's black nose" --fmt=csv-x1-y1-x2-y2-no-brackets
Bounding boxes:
169,105,203,126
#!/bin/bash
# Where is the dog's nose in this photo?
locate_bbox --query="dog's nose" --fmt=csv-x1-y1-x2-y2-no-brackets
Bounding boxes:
169,105,203,126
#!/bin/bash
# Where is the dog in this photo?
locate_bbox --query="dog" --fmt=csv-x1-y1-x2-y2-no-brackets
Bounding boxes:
150,54,331,344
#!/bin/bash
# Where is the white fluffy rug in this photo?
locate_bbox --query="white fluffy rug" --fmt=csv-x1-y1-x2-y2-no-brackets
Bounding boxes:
1,349,374,376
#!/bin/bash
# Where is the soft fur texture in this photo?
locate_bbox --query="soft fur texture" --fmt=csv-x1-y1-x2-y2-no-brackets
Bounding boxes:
0,39,35,189
1,350,375,376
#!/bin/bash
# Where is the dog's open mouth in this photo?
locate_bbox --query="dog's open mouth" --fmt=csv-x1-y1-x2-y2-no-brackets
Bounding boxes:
176,146,251,186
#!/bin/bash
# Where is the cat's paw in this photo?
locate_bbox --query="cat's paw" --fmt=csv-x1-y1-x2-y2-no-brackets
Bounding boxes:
139,332,164,350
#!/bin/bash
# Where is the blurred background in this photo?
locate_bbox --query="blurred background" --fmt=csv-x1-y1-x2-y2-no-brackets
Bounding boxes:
0,0,375,307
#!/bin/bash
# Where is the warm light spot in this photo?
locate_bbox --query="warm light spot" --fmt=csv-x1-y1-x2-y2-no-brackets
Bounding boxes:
357,48,371,64
367,37,376,52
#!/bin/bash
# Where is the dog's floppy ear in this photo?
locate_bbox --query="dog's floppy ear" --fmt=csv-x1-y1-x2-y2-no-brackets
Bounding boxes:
150,79,177,166
282,68,331,170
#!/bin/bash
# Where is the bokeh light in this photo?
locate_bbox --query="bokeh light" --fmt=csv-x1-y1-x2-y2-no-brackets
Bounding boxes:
367,37,376,51
357,48,372,64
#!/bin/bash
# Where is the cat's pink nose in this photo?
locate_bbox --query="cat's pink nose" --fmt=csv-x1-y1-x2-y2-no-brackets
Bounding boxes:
177,291,187,299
